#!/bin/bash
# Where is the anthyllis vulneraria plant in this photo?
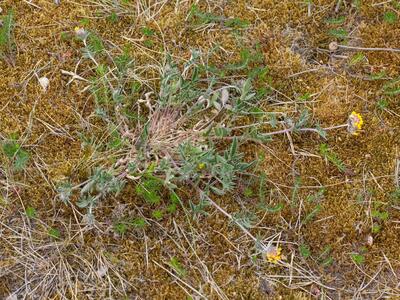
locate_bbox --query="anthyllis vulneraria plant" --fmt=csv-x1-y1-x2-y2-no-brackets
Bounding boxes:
59,36,263,222
58,30,366,254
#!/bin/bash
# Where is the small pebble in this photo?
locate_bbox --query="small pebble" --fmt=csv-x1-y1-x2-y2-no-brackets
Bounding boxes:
329,41,339,51
38,76,50,92
367,235,373,246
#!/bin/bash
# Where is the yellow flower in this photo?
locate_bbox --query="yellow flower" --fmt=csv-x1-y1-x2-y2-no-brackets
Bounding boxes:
347,111,363,135
198,163,206,170
264,245,282,264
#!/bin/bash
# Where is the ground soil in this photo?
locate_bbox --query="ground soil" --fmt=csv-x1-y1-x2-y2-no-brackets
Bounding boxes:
1,0,400,299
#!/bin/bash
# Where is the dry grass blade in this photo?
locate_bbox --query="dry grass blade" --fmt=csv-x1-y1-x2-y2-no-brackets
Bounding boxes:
0,216,132,299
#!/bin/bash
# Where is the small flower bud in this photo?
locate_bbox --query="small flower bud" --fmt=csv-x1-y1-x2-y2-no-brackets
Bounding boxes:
74,27,88,40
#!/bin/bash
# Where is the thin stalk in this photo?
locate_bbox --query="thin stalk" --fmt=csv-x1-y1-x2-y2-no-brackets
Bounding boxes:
337,44,400,53
192,183,268,251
